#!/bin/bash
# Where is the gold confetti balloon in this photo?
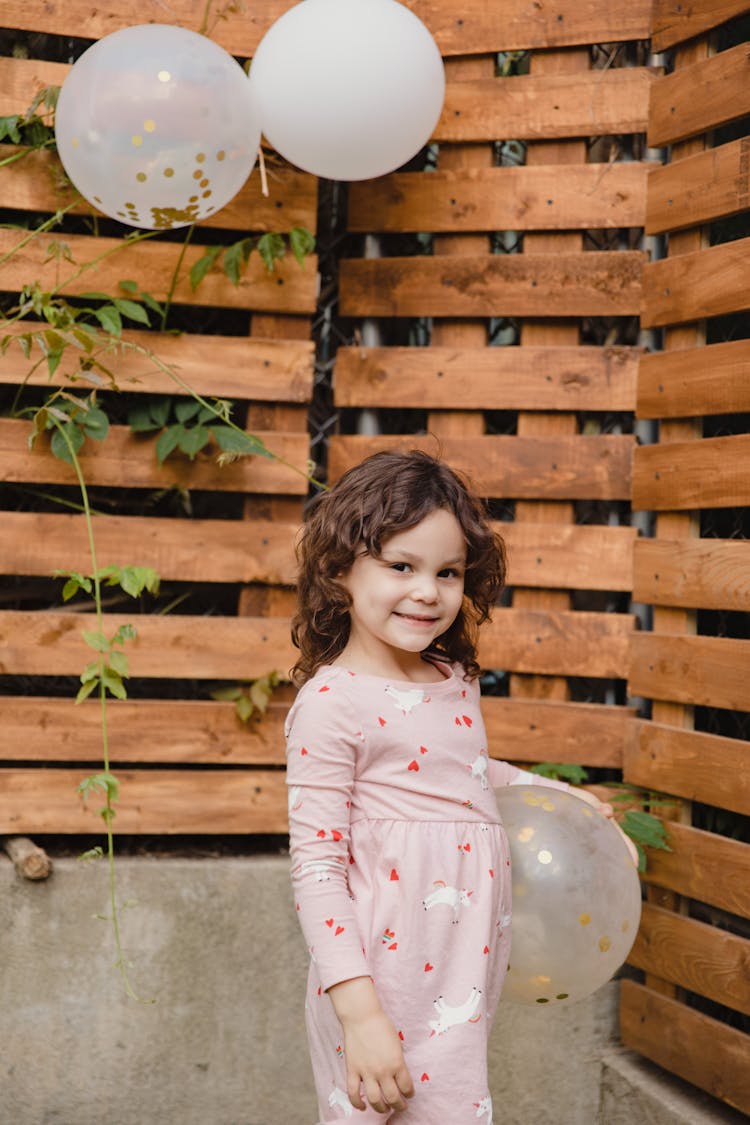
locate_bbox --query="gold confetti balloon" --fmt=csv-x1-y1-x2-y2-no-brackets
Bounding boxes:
54,25,261,229
494,785,642,1006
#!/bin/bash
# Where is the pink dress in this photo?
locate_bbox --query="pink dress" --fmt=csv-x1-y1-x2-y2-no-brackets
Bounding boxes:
285,661,567,1124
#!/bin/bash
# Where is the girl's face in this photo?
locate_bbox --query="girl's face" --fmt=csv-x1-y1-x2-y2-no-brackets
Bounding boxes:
337,508,467,677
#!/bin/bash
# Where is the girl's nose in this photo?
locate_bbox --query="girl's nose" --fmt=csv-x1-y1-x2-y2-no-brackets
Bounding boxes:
413,574,439,602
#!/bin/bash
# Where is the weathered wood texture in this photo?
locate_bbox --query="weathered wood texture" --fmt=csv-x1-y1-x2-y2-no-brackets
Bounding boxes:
629,633,750,713
641,236,750,328
645,138,750,235
648,42,750,147
643,820,750,920
651,0,750,52
633,538,750,611
637,340,750,419
632,434,750,511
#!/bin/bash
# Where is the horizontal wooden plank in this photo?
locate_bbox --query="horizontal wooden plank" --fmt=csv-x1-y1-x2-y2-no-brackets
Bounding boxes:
0,767,289,834
0,512,298,585
0,145,317,232
502,521,636,591
484,696,632,767
436,69,657,142
628,902,750,1016
644,821,750,919
648,42,750,148
637,339,750,419
633,537,750,612
620,980,750,1115
632,434,750,511
0,698,287,765
645,138,750,236
0,0,653,56
480,608,634,679
340,252,644,319
651,0,750,52
625,719,750,816
629,633,750,713
0,325,314,402
334,344,639,411
641,236,750,328
348,164,650,233
0,228,318,315
0,418,310,495
329,434,634,501
0,611,297,680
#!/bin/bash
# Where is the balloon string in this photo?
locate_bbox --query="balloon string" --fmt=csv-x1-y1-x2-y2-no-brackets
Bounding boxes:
258,146,269,197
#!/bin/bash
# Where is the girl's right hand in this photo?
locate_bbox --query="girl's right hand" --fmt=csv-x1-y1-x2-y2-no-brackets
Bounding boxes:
328,977,415,1113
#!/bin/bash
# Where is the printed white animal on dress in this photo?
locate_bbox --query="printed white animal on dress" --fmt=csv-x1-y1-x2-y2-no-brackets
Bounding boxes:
428,987,482,1035
384,684,429,713
468,752,490,790
422,881,474,921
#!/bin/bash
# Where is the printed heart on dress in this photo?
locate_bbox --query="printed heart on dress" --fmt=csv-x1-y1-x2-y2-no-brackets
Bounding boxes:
389,869,399,881
325,918,334,927
407,760,419,772
483,945,489,954
316,829,326,838
398,1031,404,1041
419,745,429,754
421,1073,430,1082
300,747,308,755
318,685,330,692
331,829,343,841
424,962,433,972
378,716,387,726
462,714,473,726
335,925,345,936
489,868,494,878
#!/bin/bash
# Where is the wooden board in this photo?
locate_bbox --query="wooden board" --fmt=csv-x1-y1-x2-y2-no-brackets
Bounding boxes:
435,69,657,142
0,146,318,233
0,325,314,401
620,980,750,1115
629,633,750,713
339,252,644,319
648,42,750,148
641,236,750,328
0,698,287,765
625,719,750,816
334,345,639,412
643,821,750,919
0,767,289,834
328,434,634,501
633,538,750,612
348,164,650,233
0,419,309,495
0,228,318,315
0,512,298,585
484,696,632,767
628,903,750,1016
632,434,750,511
651,0,750,52
501,522,636,591
637,339,750,419
0,610,297,680
0,0,653,56
645,138,750,236
479,608,634,679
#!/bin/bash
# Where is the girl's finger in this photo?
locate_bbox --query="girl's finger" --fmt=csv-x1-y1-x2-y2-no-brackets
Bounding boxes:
346,1074,365,1111
396,1064,415,1099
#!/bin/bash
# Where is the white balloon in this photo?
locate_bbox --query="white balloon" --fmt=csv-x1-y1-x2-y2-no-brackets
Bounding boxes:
55,25,261,229
249,0,445,180
494,785,642,1006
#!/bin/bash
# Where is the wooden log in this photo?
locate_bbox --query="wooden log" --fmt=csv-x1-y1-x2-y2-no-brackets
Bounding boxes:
633,537,750,612
348,163,651,233
2,835,53,880
628,902,750,1016
334,345,639,411
0,147,318,232
0,697,287,765
0,228,318,315
625,720,750,816
339,252,644,318
645,138,750,236
620,980,750,1115
651,0,750,52
0,0,653,56
637,339,750,419
641,236,750,329
329,433,634,501
484,697,632,767
648,42,750,147
435,68,657,142
479,608,634,679
632,434,750,511
0,512,298,585
0,768,289,834
643,821,750,919
0,419,309,495
0,610,297,680
629,633,750,713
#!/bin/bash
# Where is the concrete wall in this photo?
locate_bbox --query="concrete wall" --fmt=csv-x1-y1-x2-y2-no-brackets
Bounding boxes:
0,855,740,1125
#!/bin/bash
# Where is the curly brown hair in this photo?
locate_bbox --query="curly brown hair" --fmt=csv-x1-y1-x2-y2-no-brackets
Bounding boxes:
291,450,506,684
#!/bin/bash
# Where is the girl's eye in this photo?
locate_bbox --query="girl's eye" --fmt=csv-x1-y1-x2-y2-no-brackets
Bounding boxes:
389,562,411,572
439,568,462,579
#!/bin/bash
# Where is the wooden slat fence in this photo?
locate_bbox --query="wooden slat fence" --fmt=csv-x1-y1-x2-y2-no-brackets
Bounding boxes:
1,0,749,1114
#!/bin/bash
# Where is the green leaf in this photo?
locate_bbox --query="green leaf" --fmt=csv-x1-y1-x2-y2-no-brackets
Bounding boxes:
621,810,672,853
178,424,210,458
289,226,316,266
78,846,104,862
82,630,110,653
72,326,98,352
117,565,160,599
46,349,63,379
189,245,223,290
75,679,99,704
111,623,137,646
113,298,151,325
50,421,84,464
0,115,21,143
101,669,127,699
155,424,182,464
94,304,123,336
209,425,273,458
108,649,130,678
174,399,202,423
118,279,138,293
210,685,244,702
197,405,217,424
80,661,101,684
235,694,254,723
223,240,248,285
138,290,165,316
82,406,109,442
249,678,272,713
128,403,162,433
530,762,589,785
61,575,92,601
149,397,172,427
257,232,285,273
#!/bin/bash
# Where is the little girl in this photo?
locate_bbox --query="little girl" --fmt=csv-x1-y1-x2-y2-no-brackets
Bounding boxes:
285,450,626,1123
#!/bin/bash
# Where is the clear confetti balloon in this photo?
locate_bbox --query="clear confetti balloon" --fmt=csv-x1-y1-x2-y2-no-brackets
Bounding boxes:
248,0,445,181
54,24,261,229
494,785,642,1006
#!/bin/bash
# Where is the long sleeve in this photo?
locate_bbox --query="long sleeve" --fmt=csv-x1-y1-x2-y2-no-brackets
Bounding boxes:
285,677,371,992
487,758,571,794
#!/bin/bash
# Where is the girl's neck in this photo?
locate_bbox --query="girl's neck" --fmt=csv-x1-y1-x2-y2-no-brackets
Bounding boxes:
330,645,447,683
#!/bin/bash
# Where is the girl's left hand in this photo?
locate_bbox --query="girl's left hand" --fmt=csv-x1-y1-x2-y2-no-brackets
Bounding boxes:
570,787,640,868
